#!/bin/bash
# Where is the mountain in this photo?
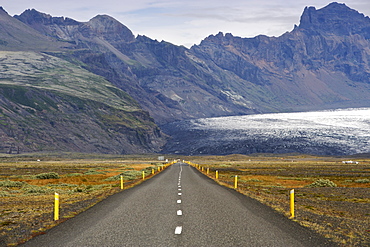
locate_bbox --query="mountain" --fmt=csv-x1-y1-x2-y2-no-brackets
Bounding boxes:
0,8,166,154
190,2,370,112
13,2,370,126
0,7,70,51
0,50,166,154
0,2,369,154
13,9,257,124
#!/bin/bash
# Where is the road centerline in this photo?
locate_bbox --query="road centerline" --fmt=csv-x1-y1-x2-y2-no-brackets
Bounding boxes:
175,226,182,234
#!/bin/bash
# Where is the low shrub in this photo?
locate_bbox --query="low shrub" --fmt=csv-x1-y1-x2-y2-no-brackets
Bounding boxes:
0,180,24,187
123,170,144,180
354,178,370,183
104,175,121,181
24,185,49,194
49,183,78,187
71,184,111,193
246,179,263,182
84,169,106,175
141,167,154,176
104,170,142,181
305,179,337,188
35,172,60,179
89,184,111,190
73,187,84,193
219,164,231,167
0,191,14,197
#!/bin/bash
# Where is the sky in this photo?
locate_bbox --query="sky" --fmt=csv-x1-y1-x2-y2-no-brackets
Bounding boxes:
2,0,370,48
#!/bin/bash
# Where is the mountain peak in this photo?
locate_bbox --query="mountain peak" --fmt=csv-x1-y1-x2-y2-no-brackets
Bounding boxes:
87,14,135,42
0,6,8,15
15,8,79,26
299,2,370,35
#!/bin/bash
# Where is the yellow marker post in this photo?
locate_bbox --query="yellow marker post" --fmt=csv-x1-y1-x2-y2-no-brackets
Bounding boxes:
201,167,204,172
152,168,155,175
207,168,209,174
142,171,145,180
120,175,124,190
158,166,161,172
216,170,219,179
290,189,295,218
54,192,59,221
234,175,238,189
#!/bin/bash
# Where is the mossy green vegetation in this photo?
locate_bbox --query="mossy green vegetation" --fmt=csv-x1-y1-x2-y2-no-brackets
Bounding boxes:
305,179,337,187
0,51,165,154
35,172,60,179
0,51,139,111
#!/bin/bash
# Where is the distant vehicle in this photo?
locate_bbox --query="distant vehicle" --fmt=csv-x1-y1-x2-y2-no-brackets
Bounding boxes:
342,160,359,164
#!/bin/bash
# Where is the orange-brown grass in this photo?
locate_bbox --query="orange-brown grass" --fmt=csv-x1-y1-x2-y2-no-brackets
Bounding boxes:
190,154,370,246
0,157,164,246
239,175,313,187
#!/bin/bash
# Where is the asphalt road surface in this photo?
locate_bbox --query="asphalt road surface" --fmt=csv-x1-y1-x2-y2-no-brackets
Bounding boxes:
22,163,335,246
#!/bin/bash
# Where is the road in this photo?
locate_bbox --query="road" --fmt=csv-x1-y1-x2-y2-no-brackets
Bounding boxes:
22,163,335,246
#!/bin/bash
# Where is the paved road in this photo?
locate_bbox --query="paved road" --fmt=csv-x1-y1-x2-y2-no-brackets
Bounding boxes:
22,163,335,246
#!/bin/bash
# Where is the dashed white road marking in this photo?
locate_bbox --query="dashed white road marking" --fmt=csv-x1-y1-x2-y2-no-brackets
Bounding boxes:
175,226,182,234
175,165,184,235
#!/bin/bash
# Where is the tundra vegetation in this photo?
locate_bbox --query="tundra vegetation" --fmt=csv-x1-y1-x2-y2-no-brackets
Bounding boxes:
0,153,165,246
189,154,369,246
0,153,369,246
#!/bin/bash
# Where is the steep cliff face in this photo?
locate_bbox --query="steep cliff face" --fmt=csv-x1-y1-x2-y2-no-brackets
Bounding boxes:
14,9,260,123
6,2,370,125
14,2,370,125
191,2,370,111
297,3,370,83
1,2,370,154
0,84,164,154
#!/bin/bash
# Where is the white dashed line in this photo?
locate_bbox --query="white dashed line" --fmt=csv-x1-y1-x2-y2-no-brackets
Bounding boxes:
175,226,182,234
175,165,183,235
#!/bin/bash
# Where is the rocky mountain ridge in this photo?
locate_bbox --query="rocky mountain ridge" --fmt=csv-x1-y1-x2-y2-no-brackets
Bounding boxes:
0,2,369,154
0,11,166,154
12,2,370,125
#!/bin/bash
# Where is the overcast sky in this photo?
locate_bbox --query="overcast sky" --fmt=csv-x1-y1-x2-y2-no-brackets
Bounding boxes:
2,1,370,47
